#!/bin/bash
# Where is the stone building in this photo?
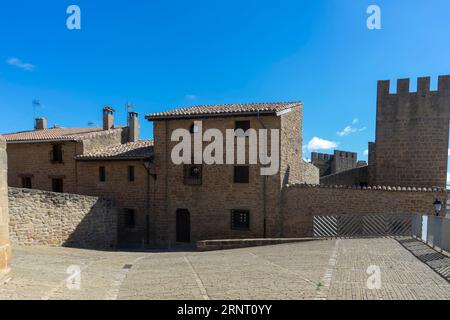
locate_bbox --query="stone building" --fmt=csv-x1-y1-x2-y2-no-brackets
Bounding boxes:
145,102,319,246
3,108,154,247
0,135,11,272
4,107,131,193
75,140,153,247
311,150,358,177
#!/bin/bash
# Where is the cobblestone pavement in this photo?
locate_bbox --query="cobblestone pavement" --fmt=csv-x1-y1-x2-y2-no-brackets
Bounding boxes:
0,238,449,300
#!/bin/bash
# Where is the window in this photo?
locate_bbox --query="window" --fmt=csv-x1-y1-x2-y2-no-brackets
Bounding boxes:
231,210,250,230
184,164,202,185
234,120,251,137
21,177,32,189
234,166,249,183
128,166,135,182
99,166,106,182
52,178,63,193
123,209,135,229
51,144,63,163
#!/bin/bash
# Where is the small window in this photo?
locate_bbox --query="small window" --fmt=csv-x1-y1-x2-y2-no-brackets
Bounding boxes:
123,209,135,229
234,166,249,183
235,120,251,137
52,178,63,193
128,166,135,182
51,144,63,163
21,177,32,189
184,164,202,185
99,166,106,182
231,210,250,230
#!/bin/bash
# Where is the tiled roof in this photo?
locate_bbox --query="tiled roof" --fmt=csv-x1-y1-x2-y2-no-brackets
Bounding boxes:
76,140,153,160
146,102,301,120
2,127,123,143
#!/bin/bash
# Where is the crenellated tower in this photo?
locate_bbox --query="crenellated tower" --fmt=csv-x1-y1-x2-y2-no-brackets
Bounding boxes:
373,75,450,187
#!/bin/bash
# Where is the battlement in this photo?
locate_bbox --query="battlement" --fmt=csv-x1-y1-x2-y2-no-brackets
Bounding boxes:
311,152,333,162
333,150,356,159
378,75,450,97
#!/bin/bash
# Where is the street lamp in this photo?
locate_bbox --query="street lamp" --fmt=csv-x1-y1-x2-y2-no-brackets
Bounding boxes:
433,198,442,217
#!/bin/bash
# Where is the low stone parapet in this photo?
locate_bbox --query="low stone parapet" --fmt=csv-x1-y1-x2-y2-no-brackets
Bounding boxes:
197,238,315,251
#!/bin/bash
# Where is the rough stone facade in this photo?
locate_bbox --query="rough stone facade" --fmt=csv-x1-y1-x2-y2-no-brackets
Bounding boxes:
6,129,128,194
280,184,448,237
150,105,315,246
76,159,151,247
0,136,11,273
373,76,450,187
8,187,117,248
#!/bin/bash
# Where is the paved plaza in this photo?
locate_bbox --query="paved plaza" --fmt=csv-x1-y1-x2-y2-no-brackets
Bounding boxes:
0,238,449,300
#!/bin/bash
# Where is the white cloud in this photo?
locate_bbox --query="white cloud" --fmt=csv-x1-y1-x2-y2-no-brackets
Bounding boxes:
447,173,450,186
7,57,35,71
336,118,366,137
337,125,367,137
185,94,197,100
363,149,369,156
307,137,338,151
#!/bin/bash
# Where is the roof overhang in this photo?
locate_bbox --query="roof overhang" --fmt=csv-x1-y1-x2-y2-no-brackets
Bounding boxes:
145,110,283,121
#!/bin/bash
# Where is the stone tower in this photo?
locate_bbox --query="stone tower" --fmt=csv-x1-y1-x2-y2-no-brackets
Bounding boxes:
373,76,450,187
0,135,11,273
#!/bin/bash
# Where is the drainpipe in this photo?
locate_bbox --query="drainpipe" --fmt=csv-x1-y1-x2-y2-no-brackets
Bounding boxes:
256,111,267,238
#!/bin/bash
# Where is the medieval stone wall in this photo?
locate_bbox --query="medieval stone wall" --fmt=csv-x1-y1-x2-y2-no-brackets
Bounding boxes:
281,184,447,237
8,187,117,249
0,136,11,273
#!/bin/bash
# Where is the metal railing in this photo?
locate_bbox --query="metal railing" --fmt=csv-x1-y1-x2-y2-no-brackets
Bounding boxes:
412,214,450,254
313,214,412,238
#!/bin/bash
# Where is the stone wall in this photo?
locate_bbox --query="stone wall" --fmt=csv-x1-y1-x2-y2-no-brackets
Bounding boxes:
301,161,319,184
0,136,11,273
374,76,450,187
281,184,447,237
8,187,117,249
320,166,368,186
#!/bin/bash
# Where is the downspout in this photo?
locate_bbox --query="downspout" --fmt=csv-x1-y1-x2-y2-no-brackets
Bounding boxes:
256,111,267,238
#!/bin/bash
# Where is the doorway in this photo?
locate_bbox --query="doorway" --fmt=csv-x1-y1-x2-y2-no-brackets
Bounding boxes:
176,209,191,243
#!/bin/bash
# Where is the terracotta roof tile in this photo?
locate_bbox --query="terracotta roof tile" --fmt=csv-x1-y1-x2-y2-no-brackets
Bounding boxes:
76,140,153,160
2,127,123,143
146,101,301,120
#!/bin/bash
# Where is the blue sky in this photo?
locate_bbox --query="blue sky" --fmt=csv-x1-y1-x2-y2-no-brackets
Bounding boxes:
1,0,450,164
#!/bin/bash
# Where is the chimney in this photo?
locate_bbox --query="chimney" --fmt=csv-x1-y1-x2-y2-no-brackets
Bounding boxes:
35,118,47,130
103,106,115,130
128,112,140,142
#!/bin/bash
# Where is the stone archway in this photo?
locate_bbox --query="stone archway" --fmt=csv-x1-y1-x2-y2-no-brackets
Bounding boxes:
0,135,11,273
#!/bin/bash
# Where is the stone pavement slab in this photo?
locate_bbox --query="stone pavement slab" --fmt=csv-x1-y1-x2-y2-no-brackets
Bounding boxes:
0,238,449,300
